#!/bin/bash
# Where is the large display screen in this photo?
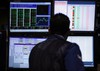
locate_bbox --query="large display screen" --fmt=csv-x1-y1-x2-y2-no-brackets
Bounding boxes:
54,1,95,31
9,36,94,68
9,37,46,68
10,2,51,32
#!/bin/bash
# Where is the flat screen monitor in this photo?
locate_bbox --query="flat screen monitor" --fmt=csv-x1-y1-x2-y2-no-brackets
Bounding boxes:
10,2,51,32
67,36,94,67
54,1,95,31
9,36,94,68
9,37,46,68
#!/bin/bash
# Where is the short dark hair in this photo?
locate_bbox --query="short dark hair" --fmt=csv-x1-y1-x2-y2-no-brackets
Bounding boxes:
50,13,70,36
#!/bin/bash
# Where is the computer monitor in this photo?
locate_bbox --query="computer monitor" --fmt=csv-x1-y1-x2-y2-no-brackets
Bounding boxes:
10,2,51,32
9,37,46,68
67,36,94,67
54,1,95,31
9,36,94,68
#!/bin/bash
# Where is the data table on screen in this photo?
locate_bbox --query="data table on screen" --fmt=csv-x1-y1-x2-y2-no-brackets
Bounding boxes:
54,1,95,31
68,2,95,31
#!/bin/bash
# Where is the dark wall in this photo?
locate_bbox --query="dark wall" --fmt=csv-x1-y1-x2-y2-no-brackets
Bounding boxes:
0,1,8,70
95,2,100,64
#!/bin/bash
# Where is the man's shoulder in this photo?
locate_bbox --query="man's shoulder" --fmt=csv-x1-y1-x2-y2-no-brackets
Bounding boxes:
64,41,80,53
66,41,79,48
66,41,81,57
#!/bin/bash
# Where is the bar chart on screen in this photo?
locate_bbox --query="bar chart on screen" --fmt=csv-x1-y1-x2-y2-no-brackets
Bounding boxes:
10,2,51,32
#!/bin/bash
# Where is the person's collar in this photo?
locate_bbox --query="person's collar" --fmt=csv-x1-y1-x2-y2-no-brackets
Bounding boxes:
54,34,65,39
48,34,66,41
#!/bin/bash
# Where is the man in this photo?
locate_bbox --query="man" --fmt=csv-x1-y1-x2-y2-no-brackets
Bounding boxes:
29,13,85,71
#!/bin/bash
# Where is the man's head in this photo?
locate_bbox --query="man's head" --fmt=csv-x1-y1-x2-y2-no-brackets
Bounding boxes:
49,13,70,36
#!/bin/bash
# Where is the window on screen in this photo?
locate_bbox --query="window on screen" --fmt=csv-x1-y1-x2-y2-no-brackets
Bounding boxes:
10,2,51,32
54,1,95,31
9,37,46,68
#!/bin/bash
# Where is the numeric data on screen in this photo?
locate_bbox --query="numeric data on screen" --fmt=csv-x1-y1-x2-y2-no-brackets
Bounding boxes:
68,2,95,31
54,1,95,31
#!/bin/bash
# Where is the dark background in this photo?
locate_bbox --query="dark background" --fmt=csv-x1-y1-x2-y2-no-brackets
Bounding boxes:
0,0,100,71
